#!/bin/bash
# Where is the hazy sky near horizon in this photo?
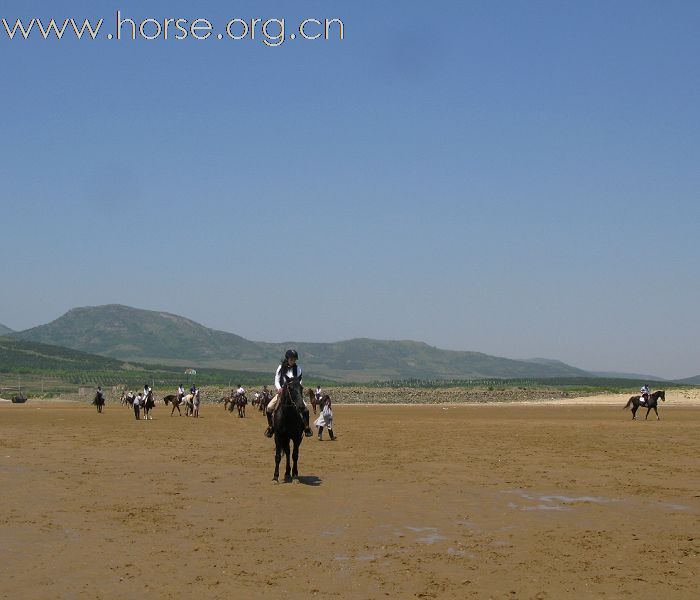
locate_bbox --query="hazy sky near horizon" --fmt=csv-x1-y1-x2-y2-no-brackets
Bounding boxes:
1,1,699,379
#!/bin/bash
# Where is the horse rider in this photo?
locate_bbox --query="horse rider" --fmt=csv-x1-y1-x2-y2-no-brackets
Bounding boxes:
264,349,313,439
315,385,323,405
94,386,105,412
640,384,651,404
178,383,185,402
235,384,246,398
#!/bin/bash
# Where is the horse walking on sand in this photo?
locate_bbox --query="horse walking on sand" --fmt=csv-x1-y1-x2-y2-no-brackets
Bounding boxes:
142,389,155,420
163,394,184,416
120,390,135,408
271,377,305,483
259,390,273,413
183,393,195,417
235,393,247,418
624,390,665,420
93,392,105,414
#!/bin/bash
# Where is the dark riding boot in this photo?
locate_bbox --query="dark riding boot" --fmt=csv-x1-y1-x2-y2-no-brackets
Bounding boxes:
328,428,335,441
302,407,313,437
265,412,274,438
318,426,323,440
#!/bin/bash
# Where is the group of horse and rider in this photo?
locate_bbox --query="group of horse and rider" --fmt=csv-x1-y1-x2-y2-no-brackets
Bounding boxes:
117,384,166,419
105,349,336,438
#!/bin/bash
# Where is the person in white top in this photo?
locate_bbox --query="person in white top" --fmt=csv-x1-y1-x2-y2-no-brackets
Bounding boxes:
264,349,312,438
133,393,142,420
236,385,245,397
640,384,650,404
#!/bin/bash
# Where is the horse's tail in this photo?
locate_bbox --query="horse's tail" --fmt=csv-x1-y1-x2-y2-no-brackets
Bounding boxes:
624,397,634,410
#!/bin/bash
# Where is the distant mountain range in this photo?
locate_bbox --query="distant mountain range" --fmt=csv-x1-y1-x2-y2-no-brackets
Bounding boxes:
10,304,602,382
590,371,670,382
0,323,13,336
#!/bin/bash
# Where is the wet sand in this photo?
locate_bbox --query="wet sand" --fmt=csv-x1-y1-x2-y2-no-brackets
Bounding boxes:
1,401,698,599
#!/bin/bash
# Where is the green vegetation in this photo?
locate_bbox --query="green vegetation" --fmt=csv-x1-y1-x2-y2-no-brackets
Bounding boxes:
0,336,335,396
365,377,690,394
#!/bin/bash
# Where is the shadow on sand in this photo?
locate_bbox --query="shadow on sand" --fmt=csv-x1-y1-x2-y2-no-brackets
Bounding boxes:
296,475,323,486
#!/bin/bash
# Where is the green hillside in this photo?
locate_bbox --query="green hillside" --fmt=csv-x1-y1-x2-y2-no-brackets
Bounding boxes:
13,305,592,382
0,323,13,335
0,336,277,391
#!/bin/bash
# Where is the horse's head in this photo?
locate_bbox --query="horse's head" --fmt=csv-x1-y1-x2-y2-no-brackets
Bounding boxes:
658,390,666,402
283,376,304,406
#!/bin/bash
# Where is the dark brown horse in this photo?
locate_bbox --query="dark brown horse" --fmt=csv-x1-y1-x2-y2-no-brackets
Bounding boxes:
259,390,273,413
624,390,665,420
235,393,247,418
93,391,105,413
163,394,184,416
142,390,155,420
272,377,305,483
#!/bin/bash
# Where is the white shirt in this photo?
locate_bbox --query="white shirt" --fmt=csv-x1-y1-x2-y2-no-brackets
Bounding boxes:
134,394,142,406
275,364,302,391
237,387,245,395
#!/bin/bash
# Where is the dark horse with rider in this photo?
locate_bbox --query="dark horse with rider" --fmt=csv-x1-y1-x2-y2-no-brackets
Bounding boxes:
624,386,666,420
265,349,313,483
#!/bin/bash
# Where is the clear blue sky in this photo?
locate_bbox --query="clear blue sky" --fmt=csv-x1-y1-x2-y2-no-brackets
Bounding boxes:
1,1,698,379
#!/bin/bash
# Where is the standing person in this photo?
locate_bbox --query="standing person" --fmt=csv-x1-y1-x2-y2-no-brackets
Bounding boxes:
314,394,335,440
133,392,142,420
177,383,185,403
264,349,313,438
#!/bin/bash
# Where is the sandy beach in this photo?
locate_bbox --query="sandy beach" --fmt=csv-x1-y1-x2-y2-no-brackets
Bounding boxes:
1,397,698,599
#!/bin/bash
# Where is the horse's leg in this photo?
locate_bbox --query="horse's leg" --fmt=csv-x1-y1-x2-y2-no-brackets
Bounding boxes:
631,405,637,420
273,440,282,482
645,406,651,420
291,437,300,480
654,406,660,421
284,442,292,482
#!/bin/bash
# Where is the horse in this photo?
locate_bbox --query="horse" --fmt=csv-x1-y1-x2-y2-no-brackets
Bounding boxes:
142,390,155,420
222,393,235,412
120,390,135,408
624,390,666,420
272,377,305,483
183,393,195,417
236,393,247,418
259,390,273,413
308,388,319,414
163,394,184,416
93,392,106,414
